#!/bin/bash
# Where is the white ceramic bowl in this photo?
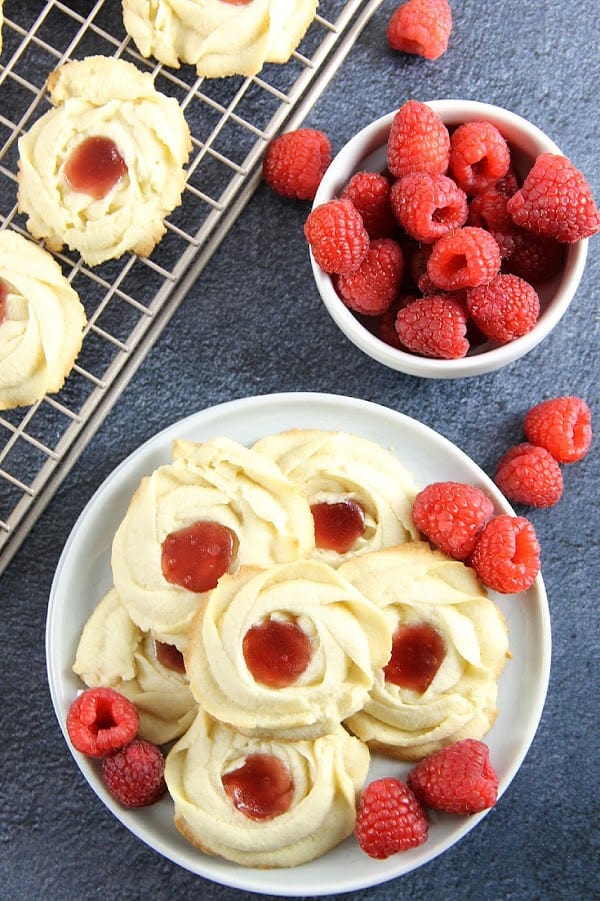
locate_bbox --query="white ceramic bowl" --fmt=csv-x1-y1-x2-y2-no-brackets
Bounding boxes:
310,99,588,379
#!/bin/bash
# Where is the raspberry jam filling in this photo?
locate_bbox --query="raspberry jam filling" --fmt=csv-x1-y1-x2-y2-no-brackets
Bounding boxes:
154,640,186,674
64,136,127,200
0,280,7,325
222,753,294,820
384,622,446,693
161,520,236,593
311,499,366,553
242,619,312,688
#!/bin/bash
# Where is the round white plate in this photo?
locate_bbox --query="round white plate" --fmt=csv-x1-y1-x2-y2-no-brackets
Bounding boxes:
46,392,551,896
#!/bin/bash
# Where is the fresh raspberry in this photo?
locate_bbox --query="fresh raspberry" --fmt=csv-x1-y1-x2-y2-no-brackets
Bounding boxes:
507,153,600,243
495,443,563,508
341,171,397,239
304,198,370,275
523,396,593,463
449,120,511,196
66,687,139,759
503,229,565,283
466,274,540,343
408,740,498,815
390,172,468,243
386,0,452,60
468,187,515,257
262,129,331,201
396,295,469,359
427,226,501,291
336,237,404,315
355,777,428,859
470,514,541,594
387,100,451,179
102,739,166,808
412,481,494,559
406,244,437,293
378,297,411,349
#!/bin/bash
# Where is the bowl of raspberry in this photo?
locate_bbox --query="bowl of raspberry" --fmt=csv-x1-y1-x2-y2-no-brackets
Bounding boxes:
305,99,599,378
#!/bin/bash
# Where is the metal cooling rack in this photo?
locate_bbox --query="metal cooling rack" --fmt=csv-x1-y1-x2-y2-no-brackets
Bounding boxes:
0,0,385,574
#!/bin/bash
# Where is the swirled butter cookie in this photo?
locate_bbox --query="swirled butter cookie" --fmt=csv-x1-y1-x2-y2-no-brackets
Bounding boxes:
0,229,86,410
111,436,315,649
73,588,196,745
252,429,419,566
184,559,391,739
17,56,191,267
338,542,509,760
165,709,369,868
122,0,318,78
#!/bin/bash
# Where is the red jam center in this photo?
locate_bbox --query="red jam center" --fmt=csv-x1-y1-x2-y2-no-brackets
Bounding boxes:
161,520,235,593
154,640,186,674
64,136,127,200
384,622,446,694
242,619,312,688
222,753,294,820
0,280,7,325
311,499,366,553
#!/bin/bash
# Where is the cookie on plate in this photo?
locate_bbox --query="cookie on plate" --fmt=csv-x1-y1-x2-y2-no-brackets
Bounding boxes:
17,56,191,267
165,709,369,868
0,229,86,410
122,0,318,78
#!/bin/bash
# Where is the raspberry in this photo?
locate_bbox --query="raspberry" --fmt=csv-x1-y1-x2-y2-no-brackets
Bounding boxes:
495,443,563,508
386,0,452,60
378,297,409,349
262,129,331,201
304,198,370,275
470,514,541,594
102,739,166,808
504,229,565,283
387,100,451,179
412,481,494,560
355,777,428,859
337,237,404,315
506,153,600,243
466,273,540,343
468,187,515,257
66,687,139,759
390,172,468,244
449,120,511,196
427,226,501,291
523,396,593,463
408,740,498,815
395,295,469,359
341,171,397,239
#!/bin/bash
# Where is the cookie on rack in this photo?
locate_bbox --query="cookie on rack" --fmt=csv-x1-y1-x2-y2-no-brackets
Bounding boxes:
17,55,191,267
338,542,509,761
165,709,369,868
0,228,86,410
73,588,197,745
121,0,318,78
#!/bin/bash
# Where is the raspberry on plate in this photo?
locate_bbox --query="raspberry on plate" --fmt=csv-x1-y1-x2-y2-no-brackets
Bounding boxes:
427,226,501,291
495,443,563,508
507,152,600,243
66,687,139,758
412,481,495,560
304,198,370,275
395,294,469,359
524,396,592,463
470,514,541,594
391,172,468,244
355,777,429,859
449,120,511,196
102,739,166,808
337,237,404,315
408,739,498,815
387,100,451,179
386,0,452,60
262,128,331,201
466,273,540,343
341,170,397,239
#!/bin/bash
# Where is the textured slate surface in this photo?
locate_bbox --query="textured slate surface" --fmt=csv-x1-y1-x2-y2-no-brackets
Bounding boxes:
1,1,599,899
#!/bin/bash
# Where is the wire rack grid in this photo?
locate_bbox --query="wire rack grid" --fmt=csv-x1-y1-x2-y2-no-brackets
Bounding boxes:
0,0,385,575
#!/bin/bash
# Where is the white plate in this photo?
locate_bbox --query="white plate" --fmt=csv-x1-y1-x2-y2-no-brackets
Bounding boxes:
46,393,551,896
